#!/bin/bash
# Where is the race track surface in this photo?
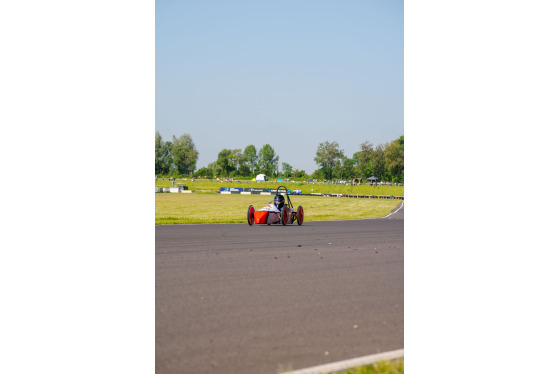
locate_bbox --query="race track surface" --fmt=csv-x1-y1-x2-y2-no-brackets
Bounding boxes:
156,204,403,374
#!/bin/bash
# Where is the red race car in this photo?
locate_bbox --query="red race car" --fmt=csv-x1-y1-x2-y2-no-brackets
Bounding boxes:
247,186,304,226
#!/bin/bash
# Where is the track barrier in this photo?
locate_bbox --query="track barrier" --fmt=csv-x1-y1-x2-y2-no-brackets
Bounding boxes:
215,190,403,199
155,186,189,193
156,186,403,200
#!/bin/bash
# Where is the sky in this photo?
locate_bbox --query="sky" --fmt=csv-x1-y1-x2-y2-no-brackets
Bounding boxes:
156,0,403,173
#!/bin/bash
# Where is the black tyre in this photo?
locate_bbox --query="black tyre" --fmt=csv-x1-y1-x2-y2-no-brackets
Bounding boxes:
281,206,289,226
297,206,304,225
247,205,255,226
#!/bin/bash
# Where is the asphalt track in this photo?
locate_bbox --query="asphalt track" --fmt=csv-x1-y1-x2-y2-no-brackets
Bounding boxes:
156,204,403,374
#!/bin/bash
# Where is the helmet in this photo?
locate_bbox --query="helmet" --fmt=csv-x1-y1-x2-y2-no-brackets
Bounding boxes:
274,194,285,208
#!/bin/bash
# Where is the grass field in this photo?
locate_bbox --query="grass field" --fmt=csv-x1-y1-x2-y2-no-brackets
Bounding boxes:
155,193,402,225
155,179,404,197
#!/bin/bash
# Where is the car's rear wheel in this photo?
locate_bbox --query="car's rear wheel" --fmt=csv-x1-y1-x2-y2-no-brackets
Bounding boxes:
297,206,304,225
281,206,289,225
247,205,255,226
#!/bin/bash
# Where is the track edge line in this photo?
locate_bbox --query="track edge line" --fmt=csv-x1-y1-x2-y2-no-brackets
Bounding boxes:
280,348,404,374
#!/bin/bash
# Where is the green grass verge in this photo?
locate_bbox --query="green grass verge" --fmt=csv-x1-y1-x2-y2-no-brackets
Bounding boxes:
340,358,404,374
155,179,404,197
277,358,404,374
155,193,402,225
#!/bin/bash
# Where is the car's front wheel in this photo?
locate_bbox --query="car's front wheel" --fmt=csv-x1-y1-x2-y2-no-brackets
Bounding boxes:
247,205,255,226
297,206,304,225
281,206,289,226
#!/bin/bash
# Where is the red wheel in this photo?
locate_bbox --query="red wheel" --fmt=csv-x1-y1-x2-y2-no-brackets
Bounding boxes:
297,206,304,225
247,205,255,226
281,206,289,226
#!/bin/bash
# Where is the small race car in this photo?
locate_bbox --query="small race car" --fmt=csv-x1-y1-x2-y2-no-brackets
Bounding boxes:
247,186,304,226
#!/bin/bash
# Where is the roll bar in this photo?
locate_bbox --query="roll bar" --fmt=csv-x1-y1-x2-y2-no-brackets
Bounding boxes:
274,185,293,210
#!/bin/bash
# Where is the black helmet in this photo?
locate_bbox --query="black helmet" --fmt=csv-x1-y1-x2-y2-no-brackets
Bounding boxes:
274,194,285,207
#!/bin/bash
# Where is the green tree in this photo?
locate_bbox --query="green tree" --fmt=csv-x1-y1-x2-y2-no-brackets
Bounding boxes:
216,149,234,177
155,131,165,175
193,166,213,178
370,144,386,181
294,169,307,179
337,155,356,180
229,149,243,175
237,153,251,176
356,141,373,179
243,145,258,175
311,169,324,180
155,131,173,175
281,162,293,177
163,141,173,174
209,161,222,178
171,134,199,176
314,141,344,180
257,144,279,176
384,136,404,183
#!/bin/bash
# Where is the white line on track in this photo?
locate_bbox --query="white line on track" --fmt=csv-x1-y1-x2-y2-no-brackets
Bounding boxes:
280,349,404,374
380,201,404,218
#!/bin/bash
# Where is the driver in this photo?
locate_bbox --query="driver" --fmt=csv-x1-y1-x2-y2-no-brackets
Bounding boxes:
273,194,285,211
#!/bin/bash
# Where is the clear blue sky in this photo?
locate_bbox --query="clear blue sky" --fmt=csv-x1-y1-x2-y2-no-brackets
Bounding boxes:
156,0,403,174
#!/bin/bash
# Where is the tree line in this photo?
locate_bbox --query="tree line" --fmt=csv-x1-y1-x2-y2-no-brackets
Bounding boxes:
155,132,199,175
155,131,404,183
